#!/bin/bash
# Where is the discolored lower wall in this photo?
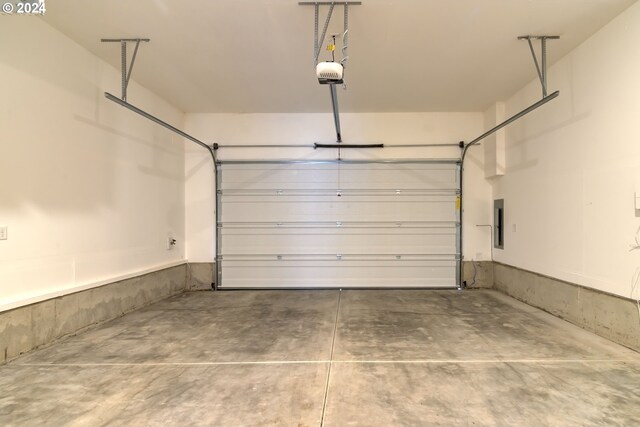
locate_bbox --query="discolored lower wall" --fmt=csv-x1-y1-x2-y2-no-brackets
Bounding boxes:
3,260,637,366
493,262,640,352
0,264,188,364
188,262,216,290
462,261,494,289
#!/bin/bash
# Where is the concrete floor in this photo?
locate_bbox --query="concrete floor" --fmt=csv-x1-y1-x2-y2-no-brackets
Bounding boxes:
1,290,639,426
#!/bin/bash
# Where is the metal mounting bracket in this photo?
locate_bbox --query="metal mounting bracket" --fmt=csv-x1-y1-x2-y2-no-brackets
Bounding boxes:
300,2,361,146
101,38,150,101
299,1,361,66
518,35,560,97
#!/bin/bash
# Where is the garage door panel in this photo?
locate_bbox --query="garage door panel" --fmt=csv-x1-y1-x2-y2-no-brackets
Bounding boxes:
221,198,457,223
220,223,456,232
219,260,458,288
216,161,460,289
336,168,459,190
220,164,338,190
219,163,459,191
221,229,457,255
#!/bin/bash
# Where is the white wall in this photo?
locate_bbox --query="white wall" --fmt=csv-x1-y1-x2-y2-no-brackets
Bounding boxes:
483,102,506,179
184,112,492,263
493,1,640,298
0,18,186,311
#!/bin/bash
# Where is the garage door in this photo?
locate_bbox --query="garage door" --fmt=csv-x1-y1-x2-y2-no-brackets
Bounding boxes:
216,160,460,289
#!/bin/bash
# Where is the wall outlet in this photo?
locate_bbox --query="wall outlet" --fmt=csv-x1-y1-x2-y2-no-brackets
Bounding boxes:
0,226,7,240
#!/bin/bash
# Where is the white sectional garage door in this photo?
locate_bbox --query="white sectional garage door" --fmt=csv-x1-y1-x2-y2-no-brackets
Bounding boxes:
216,160,460,289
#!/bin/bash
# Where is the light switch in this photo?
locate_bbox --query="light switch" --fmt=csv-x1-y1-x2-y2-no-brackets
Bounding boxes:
0,226,7,240
635,192,640,210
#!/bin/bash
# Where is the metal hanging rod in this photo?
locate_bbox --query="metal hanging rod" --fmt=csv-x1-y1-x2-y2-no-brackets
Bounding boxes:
518,35,560,97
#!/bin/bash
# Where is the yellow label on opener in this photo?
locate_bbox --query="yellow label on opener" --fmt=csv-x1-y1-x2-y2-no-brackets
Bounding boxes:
326,44,336,51
456,196,461,210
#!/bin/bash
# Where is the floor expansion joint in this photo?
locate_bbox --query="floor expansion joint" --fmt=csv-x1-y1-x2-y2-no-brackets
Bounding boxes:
320,290,342,427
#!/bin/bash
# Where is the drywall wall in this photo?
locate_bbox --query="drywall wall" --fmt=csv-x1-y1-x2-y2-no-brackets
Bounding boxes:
184,112,492,264
492,1,640,298
0,18,186,311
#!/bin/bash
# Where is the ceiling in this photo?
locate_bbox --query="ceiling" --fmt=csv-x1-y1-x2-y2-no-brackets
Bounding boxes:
43,0,636,113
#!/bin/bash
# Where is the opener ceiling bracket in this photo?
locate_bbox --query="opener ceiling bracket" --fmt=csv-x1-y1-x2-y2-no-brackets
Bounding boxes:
301,1,361,65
